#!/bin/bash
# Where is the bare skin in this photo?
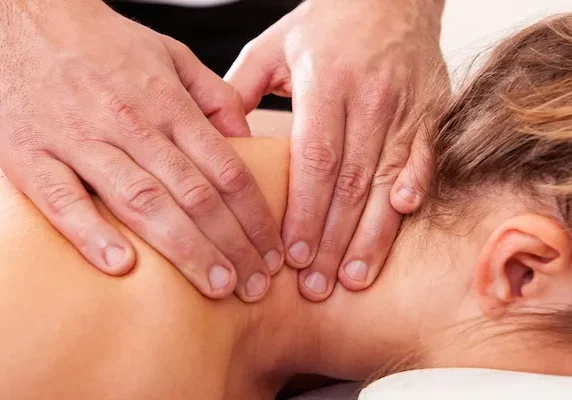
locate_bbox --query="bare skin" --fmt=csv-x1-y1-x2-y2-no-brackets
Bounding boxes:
0,0,284,302
2,111,572,399
0,0,448,304
228,0,448,300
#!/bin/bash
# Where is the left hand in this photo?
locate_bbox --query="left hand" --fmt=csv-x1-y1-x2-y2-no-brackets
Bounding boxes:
226,0,449,300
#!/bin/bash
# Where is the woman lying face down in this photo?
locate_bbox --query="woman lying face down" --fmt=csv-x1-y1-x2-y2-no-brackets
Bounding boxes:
2,13,572,400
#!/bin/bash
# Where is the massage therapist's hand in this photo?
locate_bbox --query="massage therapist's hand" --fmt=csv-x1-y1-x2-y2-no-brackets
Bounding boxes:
226,0,447,300
0,0,284,302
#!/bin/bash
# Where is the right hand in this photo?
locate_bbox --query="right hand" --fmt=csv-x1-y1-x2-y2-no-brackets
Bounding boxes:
0,0,284,302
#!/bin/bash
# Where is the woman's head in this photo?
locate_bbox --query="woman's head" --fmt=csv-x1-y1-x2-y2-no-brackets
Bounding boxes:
287,14,572,383
380,13,572,376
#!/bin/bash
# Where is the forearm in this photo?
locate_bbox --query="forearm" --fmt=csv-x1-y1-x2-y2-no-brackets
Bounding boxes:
410,0,446,35
304,0,444,37
0,0,106,48
305,0,445,15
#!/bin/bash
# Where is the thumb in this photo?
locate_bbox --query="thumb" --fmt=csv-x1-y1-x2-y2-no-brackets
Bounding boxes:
161,35,251,137
390,122,433,215
224,42,277,114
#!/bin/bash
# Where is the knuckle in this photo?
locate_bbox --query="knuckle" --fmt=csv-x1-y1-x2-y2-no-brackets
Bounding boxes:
38,176,87,216
239,40,260,63
222,86,244,112
121,177,169,215
6,122,44,152
299,141,339,179
179,260,201,279
173,234,200,265
362,224,383,241
177,179,218,216
204,84,244,118
358,80,396,119
166,36,191,55
372,162,403,188
318,236,341,255
154,83,186,117
247,217,273,242
103,94,151,140
216,156,252,196
372,145,411,188
287,197,321,225
333,163,372,206
226,242,252,266
296,205,321,221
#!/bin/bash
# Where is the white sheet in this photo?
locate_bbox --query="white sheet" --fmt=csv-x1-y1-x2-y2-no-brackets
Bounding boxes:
359,368,572,399
288,382,361,400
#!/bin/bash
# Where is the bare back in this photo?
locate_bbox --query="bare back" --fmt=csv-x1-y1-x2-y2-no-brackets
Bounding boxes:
0,135,290,399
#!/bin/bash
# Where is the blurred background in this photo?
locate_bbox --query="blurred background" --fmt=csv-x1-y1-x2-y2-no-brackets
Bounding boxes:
442,0,572,87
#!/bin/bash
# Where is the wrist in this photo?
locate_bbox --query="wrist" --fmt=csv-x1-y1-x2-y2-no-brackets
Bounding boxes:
402,0,445,39
306,0,445,13
0,0,110,62
1,0,105,23
305,0,444,33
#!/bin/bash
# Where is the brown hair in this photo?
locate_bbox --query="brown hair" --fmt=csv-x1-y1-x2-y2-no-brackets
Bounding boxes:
417,13,572,230
375,14,572,379
426,11,572,350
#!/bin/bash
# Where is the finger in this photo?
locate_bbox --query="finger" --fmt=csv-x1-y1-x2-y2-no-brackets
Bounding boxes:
161,35,251,138
98,75,278,300
11,154,136,275
338,177,402,291
110,127,272,302
66,142,238,299
298,108,390,300
390,56,449,214
224,40,276,114
390,115,433,214
338,141,405,291
162,91,285,280
282,75,345,269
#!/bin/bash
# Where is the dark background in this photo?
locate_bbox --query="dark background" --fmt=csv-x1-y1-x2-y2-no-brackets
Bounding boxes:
107,0,300,110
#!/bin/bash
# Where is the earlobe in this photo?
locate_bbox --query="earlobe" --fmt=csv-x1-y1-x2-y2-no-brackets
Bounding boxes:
475,214,572,319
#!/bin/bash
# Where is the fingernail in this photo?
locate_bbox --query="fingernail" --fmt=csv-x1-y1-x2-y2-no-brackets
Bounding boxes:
288,241,311,265
263,250,282,273
344,260,368,282
397,186,417,204
104,245,126,268
304,272,327,294
246,272,267,297
209,265,231,291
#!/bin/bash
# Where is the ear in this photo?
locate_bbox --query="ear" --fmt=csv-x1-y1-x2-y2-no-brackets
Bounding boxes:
475,214,572,318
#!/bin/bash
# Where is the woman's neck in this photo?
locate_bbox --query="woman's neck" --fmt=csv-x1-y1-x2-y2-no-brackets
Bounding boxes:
222,216,481,399
221,268,316,399
221,137,427,398
222,251,422,399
